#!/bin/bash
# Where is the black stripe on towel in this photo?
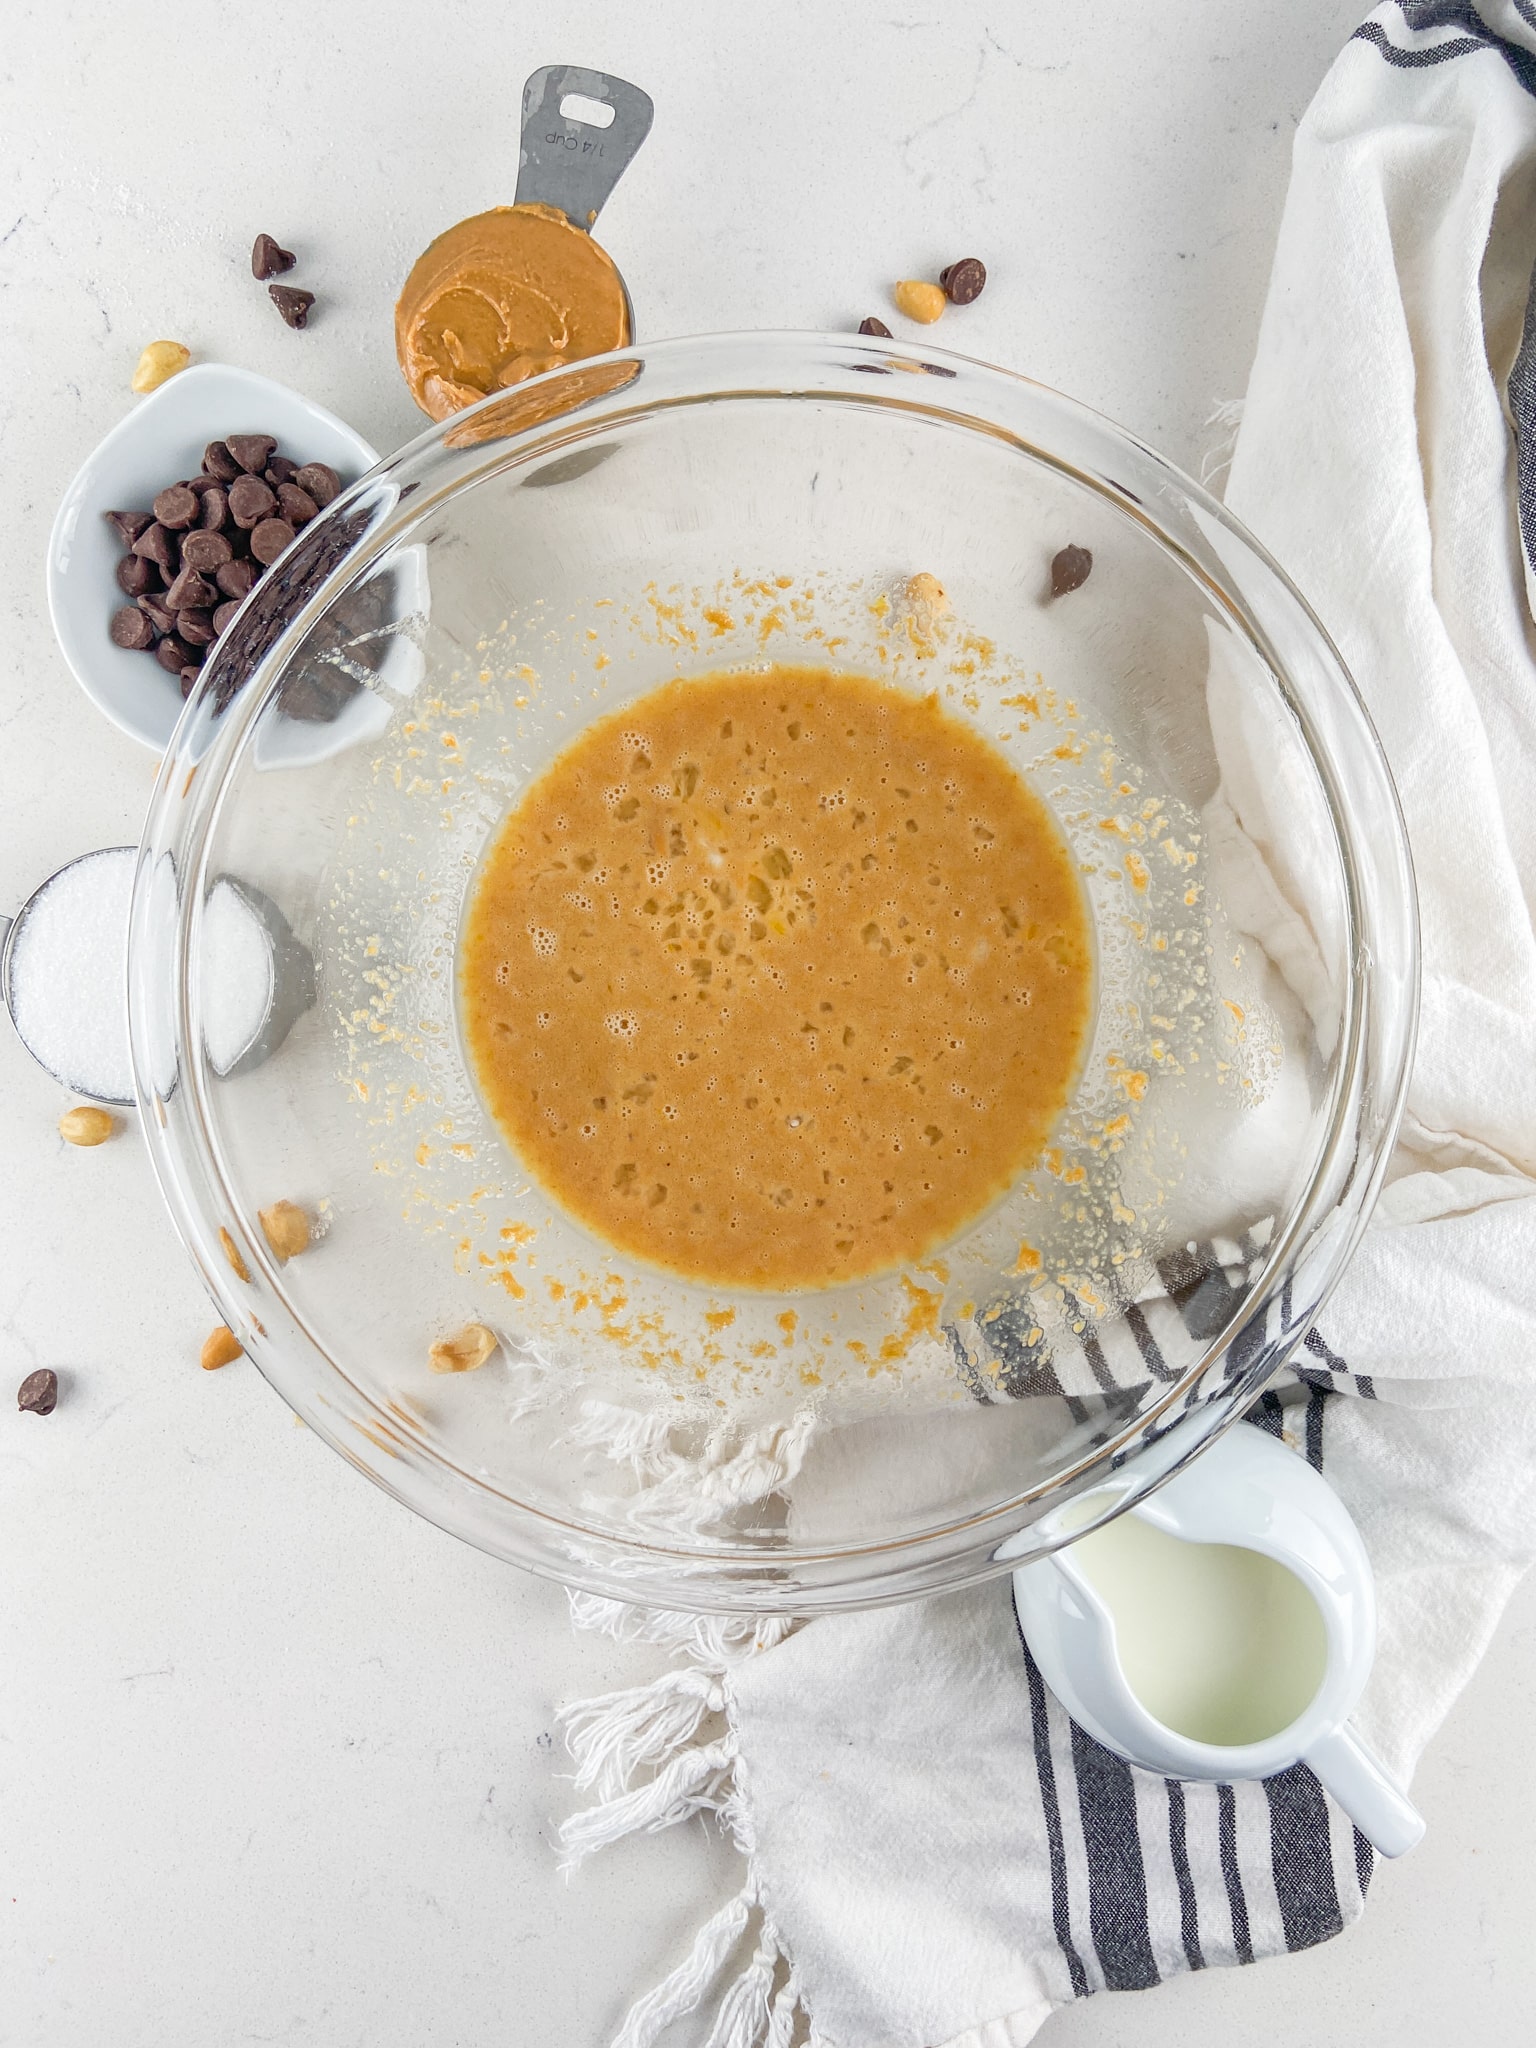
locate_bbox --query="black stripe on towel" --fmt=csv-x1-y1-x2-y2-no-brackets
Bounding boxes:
1166,1780,1205,1971
1124,1301,1181,1383
1070,1722,1161,1990
1304,1383,1327,1472
1157,1242,1238,1342
1245,1389,1286,1439
1264,1764,1344,1951
1013,1591,1090,1997
1305,1324,1376,1400
1354,3,1536,98
1217,1784,1255,1964
1355,1826,1376,1898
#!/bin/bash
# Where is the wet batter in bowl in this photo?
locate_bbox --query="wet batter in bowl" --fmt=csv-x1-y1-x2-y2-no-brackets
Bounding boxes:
460,667,1093,1289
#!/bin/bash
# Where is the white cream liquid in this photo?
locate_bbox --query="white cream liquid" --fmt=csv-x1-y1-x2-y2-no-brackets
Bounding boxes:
1069,1513,1329,1746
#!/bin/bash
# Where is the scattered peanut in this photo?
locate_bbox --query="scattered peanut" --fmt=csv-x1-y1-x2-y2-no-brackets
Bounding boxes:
219,1226,251,1283
428,1322,499,1375
893,279,946,325
200,1324,243,1371
58,1105,116,1147
905,571,950,616
131,339,191,394
258,1200,311,1262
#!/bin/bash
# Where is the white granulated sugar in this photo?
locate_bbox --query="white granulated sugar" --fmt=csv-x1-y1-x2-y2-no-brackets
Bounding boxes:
201,880,274,1075
7,846,135,1102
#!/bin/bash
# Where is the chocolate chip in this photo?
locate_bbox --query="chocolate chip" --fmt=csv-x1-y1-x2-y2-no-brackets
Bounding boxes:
265,454,299,487
215,556,258,600
251,232,296,280
228,474,277,528
276,481,319,527
132,522,178,571
165,565,218,611
152,483,200,531
110,605,156,650
199,486,229,532
858,317,893,337
269,284,315,329
227,434,277,475
177,608,216,646
116,552,158,597
181,668,200,697
180,529,233,572
204,439,241,481
17,1368,58,1416
1049,543,1093,598
293,463,340,507
186,474,222,496
105,508,153,545
139,595,178,635
212,599,242,634
156,635,192,673
939,257,987,305
250,516,296,565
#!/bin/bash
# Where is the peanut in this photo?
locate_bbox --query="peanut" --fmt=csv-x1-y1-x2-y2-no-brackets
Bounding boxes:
219,1227,251,1284
58,1105,116,1147
131,339,191,394
893,280,946,325
258,1200,311,1262
905,571,950,616
428,1322,499,1375
200,1324,243,1371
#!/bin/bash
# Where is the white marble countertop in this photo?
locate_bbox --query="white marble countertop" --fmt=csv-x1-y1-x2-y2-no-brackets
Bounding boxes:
3,3,1532,2042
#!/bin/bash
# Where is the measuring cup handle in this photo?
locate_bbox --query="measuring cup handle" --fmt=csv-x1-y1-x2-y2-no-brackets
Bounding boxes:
515,65,654,230
1305,1724,1425,1858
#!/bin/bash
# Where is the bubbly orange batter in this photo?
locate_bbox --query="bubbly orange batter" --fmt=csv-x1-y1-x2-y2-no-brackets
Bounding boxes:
460,667,1093,1290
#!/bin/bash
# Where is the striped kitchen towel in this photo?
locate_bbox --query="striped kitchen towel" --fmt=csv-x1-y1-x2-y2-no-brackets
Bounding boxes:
554,7,1536,2043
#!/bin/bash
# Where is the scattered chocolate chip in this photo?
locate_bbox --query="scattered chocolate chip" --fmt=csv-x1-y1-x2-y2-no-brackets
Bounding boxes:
178,608,217,647
105,508,154,546
156,635,192,673
265,454,299,487
132,522,178,571
249,516,296,565
275,482,318,527
939,257,987,305
199,486,229,532
921,362,958,378
858,316,893,337
17,1368,58,1416
116,552,158,597
139,594,178,634
227,434,277,476
293,463,339,507
110,605,156,650
180,529,233,573
269,284,315,330
204,439,241,481
1050,543,1093,598
165,565,218,611
251,232,296,281
228,474,277,528
152,483,200,531
212,599,242,634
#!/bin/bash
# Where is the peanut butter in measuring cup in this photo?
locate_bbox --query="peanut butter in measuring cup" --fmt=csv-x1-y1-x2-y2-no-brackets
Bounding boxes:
395,64,652,422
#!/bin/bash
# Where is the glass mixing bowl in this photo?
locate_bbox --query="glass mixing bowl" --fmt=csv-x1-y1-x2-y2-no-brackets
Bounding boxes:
128,332,1417,1613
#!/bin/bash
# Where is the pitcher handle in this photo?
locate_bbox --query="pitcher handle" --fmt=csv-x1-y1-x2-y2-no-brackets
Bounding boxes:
1305,1723,1425,1858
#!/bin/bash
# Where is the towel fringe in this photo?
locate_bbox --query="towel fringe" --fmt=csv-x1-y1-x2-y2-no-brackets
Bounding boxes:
557,1732,737,1870
606,1879,804,2048
560,1663,726,1802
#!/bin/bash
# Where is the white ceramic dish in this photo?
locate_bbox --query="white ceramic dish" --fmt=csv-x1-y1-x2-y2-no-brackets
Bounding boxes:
47,362,379,752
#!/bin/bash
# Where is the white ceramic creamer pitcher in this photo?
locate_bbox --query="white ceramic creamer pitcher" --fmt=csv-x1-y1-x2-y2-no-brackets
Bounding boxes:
1011,1422,1424,1857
